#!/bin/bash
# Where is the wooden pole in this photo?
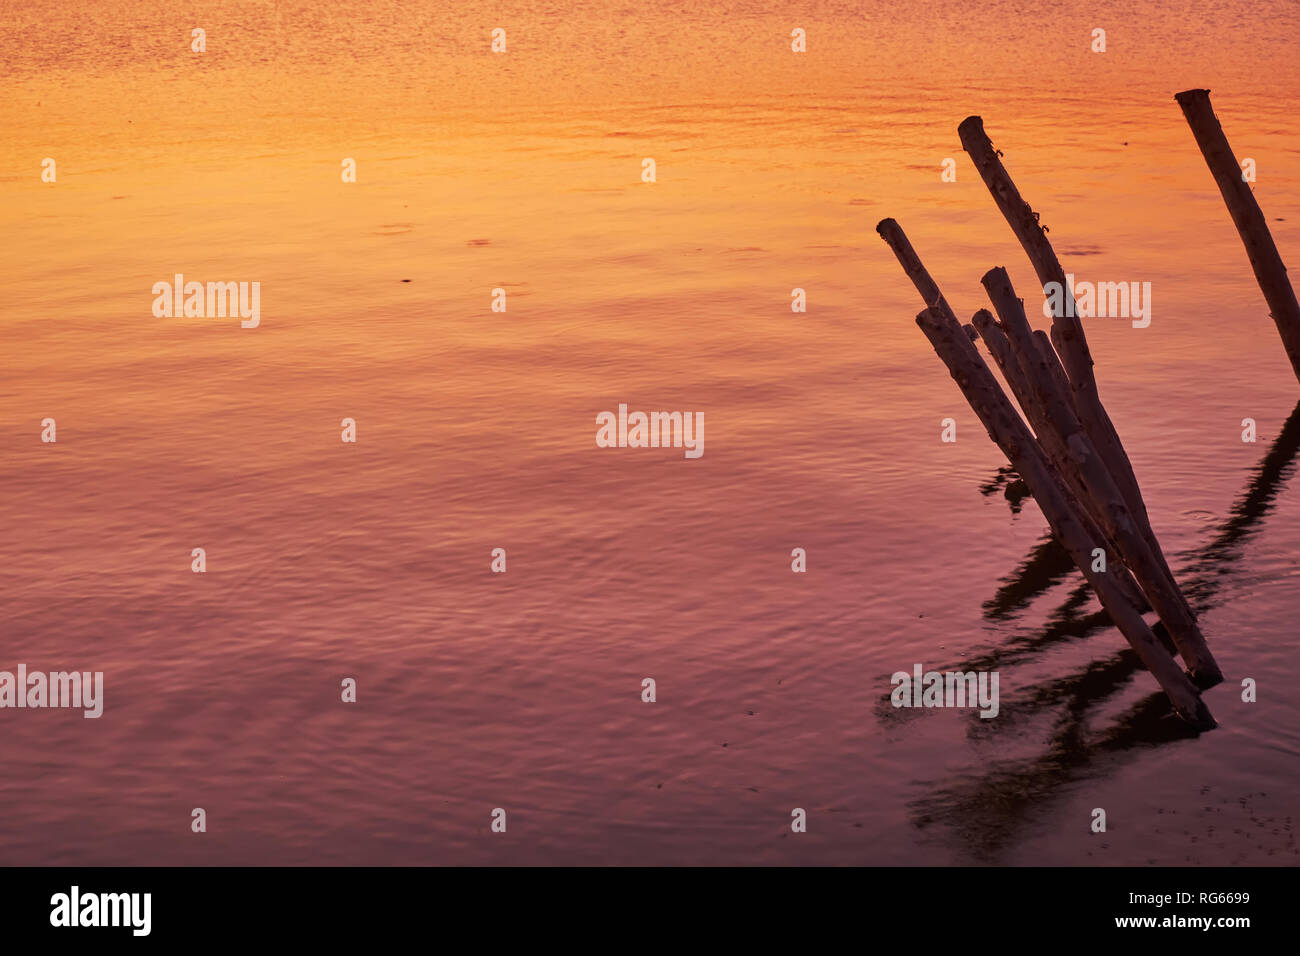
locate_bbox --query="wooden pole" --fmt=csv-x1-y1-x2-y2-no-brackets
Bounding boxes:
913,304,1215,730
981,268,1223,686
1175,89,1300,385
875,221,1092,544
957,118,1152,521
972,310,1070,474
970,310,1150,614
878,218,1124,594
1033,331,1073,413
875,218,959,321
958,116,1195,638
875,218,1213,726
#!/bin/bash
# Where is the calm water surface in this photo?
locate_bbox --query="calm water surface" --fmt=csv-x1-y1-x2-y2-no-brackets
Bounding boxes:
1,1,1298,864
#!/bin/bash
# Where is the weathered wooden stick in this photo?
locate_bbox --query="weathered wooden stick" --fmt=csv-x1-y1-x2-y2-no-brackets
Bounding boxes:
877,216,1101,534
875,218,959,320
973,311,1071,473
981,268,1223,686
958,116,1192,635
957,118,1102,386
972,310,1150,615
971,315,1031,405
1031,328,1165,613
876,219,1094,538
974,310,1083,498
913,303,1214,729
957,118,1154,526
1175,89,1300,384
986,272,1188,598
875,218,1212,723
1033,331,1073,412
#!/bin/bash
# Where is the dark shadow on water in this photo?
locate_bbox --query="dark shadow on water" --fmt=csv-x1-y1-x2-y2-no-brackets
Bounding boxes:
1182,401,1300,613
910,684,1198,859
978,464,1029,514
982,533,1076,620
888,399,1300,860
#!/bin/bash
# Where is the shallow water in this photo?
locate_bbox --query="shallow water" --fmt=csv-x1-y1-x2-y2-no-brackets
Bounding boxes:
1,0,1298,864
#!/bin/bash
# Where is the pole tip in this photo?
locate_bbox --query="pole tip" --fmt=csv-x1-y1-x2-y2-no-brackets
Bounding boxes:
980,265,1009,288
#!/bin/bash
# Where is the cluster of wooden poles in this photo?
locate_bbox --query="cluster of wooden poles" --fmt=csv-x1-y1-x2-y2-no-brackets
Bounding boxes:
877,89,1300,731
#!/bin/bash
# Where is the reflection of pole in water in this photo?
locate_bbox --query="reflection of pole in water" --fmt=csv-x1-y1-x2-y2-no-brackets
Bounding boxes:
904,402,1300,855
1182,400,1300,612
990,403,1300,712
982,533,1076,621
976,400,1300,662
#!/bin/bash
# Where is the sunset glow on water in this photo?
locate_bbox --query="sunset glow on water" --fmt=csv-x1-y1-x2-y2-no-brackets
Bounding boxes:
2,1,1298,865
